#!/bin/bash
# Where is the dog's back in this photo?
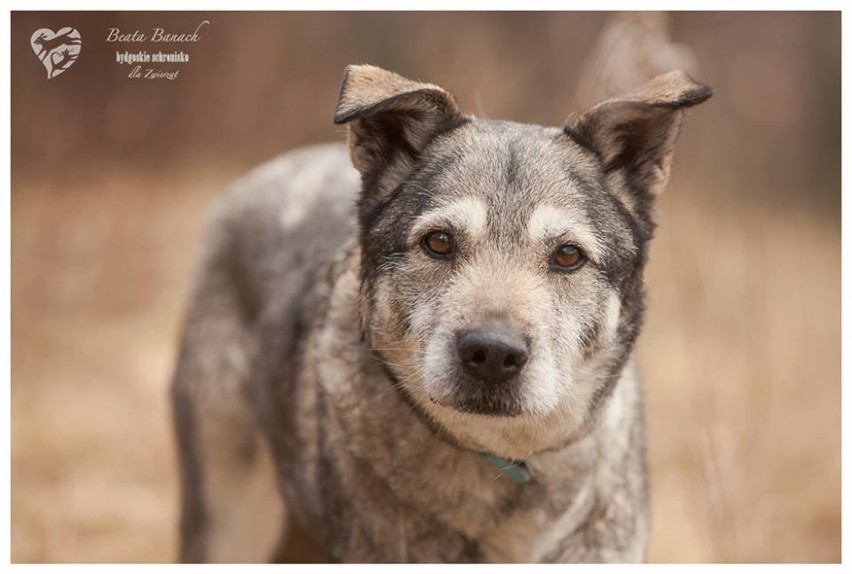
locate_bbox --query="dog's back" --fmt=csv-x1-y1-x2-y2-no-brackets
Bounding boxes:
171,143,357,562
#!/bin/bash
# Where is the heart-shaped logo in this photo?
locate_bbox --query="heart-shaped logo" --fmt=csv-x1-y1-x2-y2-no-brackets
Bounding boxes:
30,27,82,79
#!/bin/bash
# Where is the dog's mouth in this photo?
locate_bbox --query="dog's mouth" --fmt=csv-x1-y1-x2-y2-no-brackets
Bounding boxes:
428,386,524,418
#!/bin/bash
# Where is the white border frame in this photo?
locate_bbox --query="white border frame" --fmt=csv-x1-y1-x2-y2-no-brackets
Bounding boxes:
3,2,846,570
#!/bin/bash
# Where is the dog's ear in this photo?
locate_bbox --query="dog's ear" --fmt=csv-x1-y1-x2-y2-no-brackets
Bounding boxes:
334,65,465,183
568,70,712,201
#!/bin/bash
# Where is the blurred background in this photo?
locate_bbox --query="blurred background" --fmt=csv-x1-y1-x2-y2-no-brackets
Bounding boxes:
11,11,840,563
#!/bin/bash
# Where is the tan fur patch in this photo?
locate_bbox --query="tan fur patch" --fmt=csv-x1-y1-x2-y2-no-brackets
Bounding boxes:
408,197,488,244
526,204,607,261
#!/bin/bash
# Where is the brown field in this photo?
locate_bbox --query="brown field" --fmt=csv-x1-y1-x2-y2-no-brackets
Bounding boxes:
11,170,840,563
11,11,840,563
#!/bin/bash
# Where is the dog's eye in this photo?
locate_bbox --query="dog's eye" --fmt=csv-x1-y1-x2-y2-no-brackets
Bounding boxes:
551,244,585,271
421,230,454,258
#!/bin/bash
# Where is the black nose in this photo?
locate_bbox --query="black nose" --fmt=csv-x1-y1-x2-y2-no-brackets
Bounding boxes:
457,327,529,385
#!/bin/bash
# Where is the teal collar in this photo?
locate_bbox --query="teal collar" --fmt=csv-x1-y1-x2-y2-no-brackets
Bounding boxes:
479,453,531,483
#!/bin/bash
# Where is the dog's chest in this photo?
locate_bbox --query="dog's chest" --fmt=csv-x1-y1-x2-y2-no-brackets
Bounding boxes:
378,451,596,563
309,378,595,562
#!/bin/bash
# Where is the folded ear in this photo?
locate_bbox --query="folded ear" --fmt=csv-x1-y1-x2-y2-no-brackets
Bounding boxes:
568,70,712,201
334,65,465,184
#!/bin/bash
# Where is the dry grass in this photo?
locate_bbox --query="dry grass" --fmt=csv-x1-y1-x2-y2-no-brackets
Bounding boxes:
643,181,840,562
11,165,840,563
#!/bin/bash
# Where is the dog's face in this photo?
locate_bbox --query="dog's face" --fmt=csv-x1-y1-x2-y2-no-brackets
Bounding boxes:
335,65,710,455
357,122,638,421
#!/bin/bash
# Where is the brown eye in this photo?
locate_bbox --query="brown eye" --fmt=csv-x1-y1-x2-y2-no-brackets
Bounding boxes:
421,230,454,258
551,244,585,271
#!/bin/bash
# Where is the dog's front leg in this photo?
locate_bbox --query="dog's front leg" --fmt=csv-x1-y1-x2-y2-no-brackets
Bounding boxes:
541,496,648,563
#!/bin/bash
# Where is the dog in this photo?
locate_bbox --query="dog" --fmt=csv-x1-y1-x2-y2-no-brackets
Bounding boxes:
170,61,711,562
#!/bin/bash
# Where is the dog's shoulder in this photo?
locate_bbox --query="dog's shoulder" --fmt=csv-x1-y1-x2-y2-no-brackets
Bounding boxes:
208,142,358,250
194,142,360,322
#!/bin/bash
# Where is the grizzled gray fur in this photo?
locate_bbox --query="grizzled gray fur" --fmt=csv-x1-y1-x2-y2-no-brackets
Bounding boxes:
170,62,711,562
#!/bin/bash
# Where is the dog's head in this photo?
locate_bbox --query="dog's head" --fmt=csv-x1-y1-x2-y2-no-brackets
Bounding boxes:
335,65,711,456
